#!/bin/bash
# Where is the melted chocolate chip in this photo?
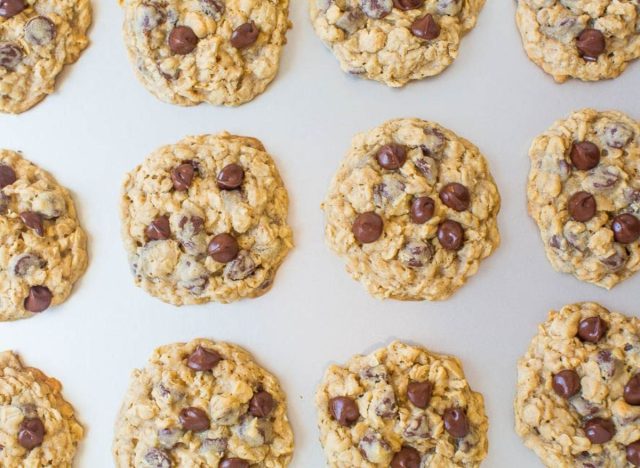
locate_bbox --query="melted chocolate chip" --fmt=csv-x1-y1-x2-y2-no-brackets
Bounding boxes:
179,407,210,432
220,459,249,468
576,28,605,61
17,417,45,449
552,370,581,399
352,212,383,243
24,16,56,45
169,26,199,55
24,286,52,313
410,196,435,224
187,346,222,371
391,446,421,468
230,21,259,49
208,233,239,263
144,448,172,468
439,183,470,212
443,408,469,438
0,0,25,18
249,391,275,417
570,141,600,171
624,374,640,405
627,440,640,466
217,163,244,190
407,381,432,409
411,14,440,40
393,0,424,10
376,144,407,170
583,417,614,444
568,191,596,222
20,212,44,236
146,216,171,240
0,42,23,70
329,396,359,426
577,316,607,343
171,163,195,191
0,164,16,188
437,219,464,251
612,214,640,244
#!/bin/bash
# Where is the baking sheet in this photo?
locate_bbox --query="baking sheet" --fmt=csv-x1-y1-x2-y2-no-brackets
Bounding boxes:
1,0,639,466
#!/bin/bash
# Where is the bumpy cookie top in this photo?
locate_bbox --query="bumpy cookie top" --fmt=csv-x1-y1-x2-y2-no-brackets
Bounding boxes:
120,133,293,305
0,149,88,321
323,118,500,301
516,0,640,82
527,109,640,289
309,0,485,87
0,351,84,468
316,341,488,468
515,303,640,467
0,0,91,114
113,339,294,467
120,0,290,106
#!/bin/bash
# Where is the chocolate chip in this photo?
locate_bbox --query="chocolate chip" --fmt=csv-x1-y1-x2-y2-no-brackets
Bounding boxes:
0,42,23,70
20,212,44,236
24,17,56,46
171,163,195,191
144,448,172,468
578,317,607,343
443,408,469,438
11,253,44,277
612,214,640,244
249,391,275,417
361,0,392,18
217,163,244,190
352,212,383,243
437,219,464,251
376,144,407,170
0,164,16,188
393,0,424,10
0,0,25,18
411,14,440,40
552,370,581,398
391,446,421,468
568,191,596,222
24,286,52,313
200,0,225,18
208,233,239,263
230,21,259,49
583,417,614,444
168,26,198,55
410,196,435,224
179,407,210,432
187,346,222,371
407,381,432,409
439,183,470,211
220,459,249,468
329,396,359,426
624,375,640,405
17,417,44,449
627,441,640,466
224,250,255,280
570,141,600,171
576,28,605,61
146,216,171,241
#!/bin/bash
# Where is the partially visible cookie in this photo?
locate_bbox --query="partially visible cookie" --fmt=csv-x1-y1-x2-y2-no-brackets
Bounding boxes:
515,0,640,82
119,0,291,107
322,118,500,301
120,133,293,305
113,338,294,467
309,0,485,87
316,341,488,467
527,109,640,289
0,351,84,467
515,302,640,467
0,149,88,321
0,0,91,114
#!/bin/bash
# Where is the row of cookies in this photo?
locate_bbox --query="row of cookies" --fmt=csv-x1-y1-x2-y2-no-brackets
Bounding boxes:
1,109,639,320
2,0,639,113
2,302,637,467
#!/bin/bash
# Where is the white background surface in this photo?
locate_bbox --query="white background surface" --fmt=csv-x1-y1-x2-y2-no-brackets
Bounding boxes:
1,0,639,466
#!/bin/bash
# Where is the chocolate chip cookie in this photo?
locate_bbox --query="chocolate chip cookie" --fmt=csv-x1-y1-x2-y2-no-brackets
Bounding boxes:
309,0,485,87
120,133,293,305
113,339,294,467
119,0,291,107
316,341,488,467
0,351,84,467
528,109,640,289
0,149,88,321
515,0,640,82
0,0,91,114
322,118,500,301
515,302,640,467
